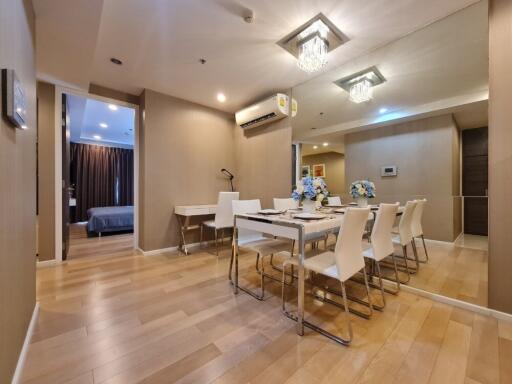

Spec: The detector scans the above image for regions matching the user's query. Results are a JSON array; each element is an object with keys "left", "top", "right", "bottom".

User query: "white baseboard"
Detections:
[
  {"left": 139, "top": 238, "right": 232, "bottom": 257},
  {"left": 36, "top": 259, "right": 59, "bottom": 268},
  {"left": 398, "top": 284, "right": 512, "bottom": 322},
  {"left": 11, "top": 302, "right": 39, "bottom": 384},
  {"left": 422, "top": 238, "right": 455, "bottom": 247}
]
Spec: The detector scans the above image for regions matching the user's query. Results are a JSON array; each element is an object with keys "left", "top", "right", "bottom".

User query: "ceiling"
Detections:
[
  {"left": 33, "top": 0, "right": 481, "bottom": 113},
  {"left": 301, "top": 143, "right": 344, "bottom": 157},
  {"left": 291, "top": 0, "right": 488, "bottom": 142},
  {"left": 67, "top": 94, "right": 135, "bottom": 147}
]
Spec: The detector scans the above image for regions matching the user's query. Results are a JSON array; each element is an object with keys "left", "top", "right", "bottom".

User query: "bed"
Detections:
[{"left": 87, "top": 206, "right": 134, "bottom": 235}]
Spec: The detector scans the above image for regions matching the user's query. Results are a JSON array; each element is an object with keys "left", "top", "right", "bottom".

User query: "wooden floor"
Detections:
[
  {"left": 22, "top": 233, "right": 510, "bottom": 384},
  {"left": 404, "top": 239, "right": 488, "bottom": 307}
]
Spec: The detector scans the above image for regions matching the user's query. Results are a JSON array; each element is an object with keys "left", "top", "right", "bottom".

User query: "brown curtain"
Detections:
[{"left": 71, "top": 143, "right": 134, "bottom": 221}]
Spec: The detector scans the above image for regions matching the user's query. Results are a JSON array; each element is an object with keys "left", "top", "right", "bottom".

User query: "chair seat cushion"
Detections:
[
  {"left": 240, "top": 238, "right": 292, "bottom": 256},
  {"left": 362, "top": 241, "right": 376, "bottom": 260},
  {"left": 392, "top": 233, "right": 403, "bottom": 245},
  {"left": 285, "top": 251, "right": 339, "bottom": 280},
  {"left": 203, "top": 220, "right": 233, "bottom": 230}
]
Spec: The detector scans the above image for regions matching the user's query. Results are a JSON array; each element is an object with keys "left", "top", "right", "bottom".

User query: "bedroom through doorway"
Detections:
[{"left": 61, "top": 92, "right": 137, "bottom": 260}]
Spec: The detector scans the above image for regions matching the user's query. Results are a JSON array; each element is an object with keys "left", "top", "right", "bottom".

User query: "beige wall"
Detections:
[
  {"left": 234, "top": 117, "right": 292, "bottom": 208},
  {"left": 489, "top": 0, "right": 512, "bottom": 314},
  {"left": 36, "top": 82, "right": 55, "bottom": 261},
  {"left": 302, "top": 152, "right": 345, "bottom": 196},
  {"left": 0, "top": 0, "right": 37, "bottom": 382},
  {"left": 89, "top": 83, "right": 140, "bottom": 105},
  {"left": 139, "top": 89, "right": 236, "bottom": 251},
  {"left": 344, "top": 114, "right": 461, "bottom": 242}
]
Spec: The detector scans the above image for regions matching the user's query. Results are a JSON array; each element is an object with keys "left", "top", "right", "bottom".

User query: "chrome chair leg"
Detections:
[
  {"left": 215, "top": 229, "right": 219, "bottom": 257},
  {"left": 411, "top": 240, "right": 420, "bottom": 268},
  {"left": 200, "top": 224, "right": 204, "bottom": 249},
  {"left": 375, "top": 261, "right": 386, "bottom": 309},
  {"left": 281, "top": 263, "right": 353, "bottom": 346},
  {"left": 421, "top": 235, "right": 429, "bottom": 261}
]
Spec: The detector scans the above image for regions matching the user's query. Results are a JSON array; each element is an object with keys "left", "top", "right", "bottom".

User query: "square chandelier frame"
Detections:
[
  {"left": 277, "top": 13, "right": 348, "bottom": 58},
  {"left": 334, "top": 66, "right": 387, "bottom": 92}
]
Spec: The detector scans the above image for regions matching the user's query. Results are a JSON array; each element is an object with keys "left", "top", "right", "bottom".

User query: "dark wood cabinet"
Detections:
[{"left": 462, "top": 127, "right": 488, "bottom": 236}]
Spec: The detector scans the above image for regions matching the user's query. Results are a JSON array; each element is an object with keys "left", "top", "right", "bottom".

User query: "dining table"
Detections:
[{"left": 231, "top": 205, "right": 403, "bottom": 338}]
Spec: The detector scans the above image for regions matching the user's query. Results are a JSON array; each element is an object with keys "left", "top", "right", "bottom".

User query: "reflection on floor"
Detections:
[
  {"left": 68, "top": 222, "right": 134, "bottom": 260},
  {"left": 455, "top": 233, "right": 488, "bottom": 251},
  {"left": 404, "top": 239, "right": 488, "bottom": 307},
  {"left": 23, "top": 239, "right": 510, "bottom": 384}
]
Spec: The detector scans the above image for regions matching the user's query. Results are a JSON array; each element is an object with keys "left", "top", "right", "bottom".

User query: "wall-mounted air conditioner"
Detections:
[{"left": 235, "top": 93, "right": 297, "bottom": 129}]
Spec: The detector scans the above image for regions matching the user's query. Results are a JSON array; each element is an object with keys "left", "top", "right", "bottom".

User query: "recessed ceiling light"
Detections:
[
  {"left": 93, "top": 135, "right": 102, "bottom": 140},
  {"left": 379, "top": 107, "right": 388, "bottom": 114},
  {"left": 313, "top": 145, "right": 318, "bottom": 149},
  {"left": 311, "top": 127, "right": 317, "bottom": 130},
  {"left": 108, "top": 104, "right": 118, "bottom": 111},
  {"left": 217, "top": 93, "right": 226, "bottom": 103},
  {"left": 99, "top": 122, "right": 108, "bottom": 128},
  {"left": 110, "top": 57, "right": 123, "bottom": 65},
  {"left": 323, "top": 142, "right": 329, "bottom": 147}
]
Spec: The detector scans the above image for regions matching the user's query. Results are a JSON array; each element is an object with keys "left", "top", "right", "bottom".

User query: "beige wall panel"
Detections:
[
  {"left": 344, "top": 114, "right": 461, "bottom": 242},
  {"left": 234, "top": 117, "right": 292, "bottom": 208},
  {"left": 0, "top": 0, "right": 37, "bottom": 381},
  {"left": 36, "top": 81, "right": 55, "bottom": 261},
  {"left": 139, "top": 90, "right": 236, "bottom": 251},
  {"left": 488, "top": 0, "right": 512, "bottom": 314}
]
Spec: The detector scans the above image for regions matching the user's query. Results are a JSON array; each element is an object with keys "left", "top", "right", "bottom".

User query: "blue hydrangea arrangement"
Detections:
[
  {"left": 292, "top": 176, "right": 329, "bottom": 202},
  {"left": 350, "top": 180, "right": 376, "bottom": 198}
]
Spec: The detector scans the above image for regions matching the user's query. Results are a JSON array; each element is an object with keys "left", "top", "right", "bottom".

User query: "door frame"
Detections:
[{"left": 53, "top": 86, "right": 140, "bottom": 262}]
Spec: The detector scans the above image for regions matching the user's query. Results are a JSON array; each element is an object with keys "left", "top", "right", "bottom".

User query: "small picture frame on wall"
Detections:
[
  {"left": 2, "top": 69, "right": 27, "bottom": 129},
  {"left": 301, "top": 165, "right": 311, "bottom": 177},
  {"left": 313, "top": 164, "right": 326, "bottom": 178}
]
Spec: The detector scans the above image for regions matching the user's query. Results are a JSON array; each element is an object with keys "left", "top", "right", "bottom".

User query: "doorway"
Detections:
[{"left": 56, "top": 88, "right": 139, "bottom": 261}]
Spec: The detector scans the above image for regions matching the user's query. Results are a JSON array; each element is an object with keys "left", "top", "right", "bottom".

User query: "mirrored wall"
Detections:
[{"left": 290, "top": 0, "right": 489, "bottom": 307}]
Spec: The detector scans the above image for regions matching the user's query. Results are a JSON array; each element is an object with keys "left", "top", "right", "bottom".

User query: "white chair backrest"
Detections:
[
  {"left": 232, "top": 199, "right": 265, "bottom": 244},
  {"left": 397, "top": 201, "right": 417, "bottom": 245},
  {"left": 411, "top": 199, "right": 426, "bottom": 237},
  {"left": 327, "top": 196, "right": 342, "bottom": 206},
  {"left": 333, "top": 207, "right": 371, "bottom": 282},
  {"left": 214, "top": 192, "right": 239, "bottom": 228},
  {"left": 371, "top": 203, "right": 399, "bottom": 261},
  {"left": 273, "top": 198, "right": 299, "bottom": 211}
]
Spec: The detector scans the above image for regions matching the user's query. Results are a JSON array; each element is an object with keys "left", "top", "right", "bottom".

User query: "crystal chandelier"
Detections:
[
  {"left": 297, "top": 20, "right": 329, "bottom": 73},
  {"left": 349, "top": 79, "right": 373, "bottom": 103}
]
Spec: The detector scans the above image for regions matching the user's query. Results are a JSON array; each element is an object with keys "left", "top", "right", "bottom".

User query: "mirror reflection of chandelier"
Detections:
[{"left": 349, "top": 78, "right": 373, "bottom": 103}]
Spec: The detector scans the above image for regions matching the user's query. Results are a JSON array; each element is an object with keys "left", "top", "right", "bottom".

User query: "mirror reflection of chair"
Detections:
[
  {"left": 281, "top": 207, "right": 372, "bottom": 346},
  {"left": 362, "top": 203, "right": 400, "bottom": 309},
  {"left": 411, "top": 198, "right": 428, "bottom": 262},
  {"left": 382, "top": 200, "right": 418, "bottom": 283},
  {"left": 231, "top": 199, "right": 293, "bottom": 300},
  {"left": 273, "top": 198, "right": 299, "bottom": 211},
  {"left": 201, "top": 191, "right": 239, "bottom": 256}
]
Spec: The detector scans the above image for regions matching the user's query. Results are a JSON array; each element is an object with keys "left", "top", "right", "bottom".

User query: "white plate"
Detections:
[
  {"left": 334, "top": 208, "right": 346, "bottom": 213},
  {"left": 293, "top": 213, "right": 327, "bottom": 220},
  {"left": 258, "top": 209, "right": 284, "bottom": 215}
]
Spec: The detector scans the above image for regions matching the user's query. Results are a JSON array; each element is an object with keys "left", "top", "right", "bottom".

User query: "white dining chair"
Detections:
[
  {"left": 231, "top": 199, "right": 293, "bottom": 300},
  {"left": 411, "top": 198, "right": 428, "bottom": 262},
  {"left": 273, "top": 198, "right": 299, "bottom": 211},
  {"left": 327, "top": 196, "right": 342, "bottom": 206},
  {"left": 387, "top": 200, "right": 418, "bottom": 282},
  {"left": 201, "top": 191, "right": 239, "bottom": 256},
  {"left": 362, "top": 203, "right": 400, "bottom": 308},
  {"left": 281, "top": 207, "right": 372, "bottom": 346}
]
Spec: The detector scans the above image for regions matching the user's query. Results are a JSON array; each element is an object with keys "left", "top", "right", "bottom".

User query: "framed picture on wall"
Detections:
[
  {"left": 312, "top": 164, "right": 326, "bottom": 178},
  {"left": 1, "top": 69, "right": 27, "bottom": 129},
  {"left": 301, "top": 165, "right": 310, "bottom": 178}
]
